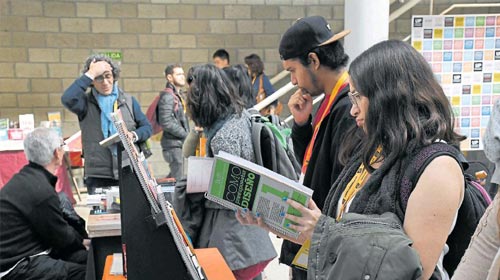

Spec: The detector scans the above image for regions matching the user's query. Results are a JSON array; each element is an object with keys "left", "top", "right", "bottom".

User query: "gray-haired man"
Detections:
[{"left": 0, "top": 128, "right": 87, "bottom": 280}]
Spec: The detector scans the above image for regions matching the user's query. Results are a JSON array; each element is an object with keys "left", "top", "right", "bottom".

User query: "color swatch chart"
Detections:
[{"left": 411, "top": 14, "right": 500, "bottom": 150}]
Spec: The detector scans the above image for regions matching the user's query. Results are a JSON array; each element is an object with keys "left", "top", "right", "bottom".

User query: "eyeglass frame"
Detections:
[
  {"left": 348, "top": 90, "right": 362, "bottom": 107},
  {"left": 94, "top": 73, "right": 114, "bottom": 83}
]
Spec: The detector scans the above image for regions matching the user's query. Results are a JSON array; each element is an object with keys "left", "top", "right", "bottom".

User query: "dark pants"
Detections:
[
  {"left": 84, "top": 177, "right": 119, "bottom": 195},
  {"left": 4, "top": 250, "right": 87, "bottom": 280},
  {"left": 162, "top": 147, "right": 184, "bottom": 180}
]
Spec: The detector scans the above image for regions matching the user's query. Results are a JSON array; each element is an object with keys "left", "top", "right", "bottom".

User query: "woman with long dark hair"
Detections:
[
  {"left": 185, "top": 64, "right": 276, "bottom": 280},
  {"left": 238, "top": 40, "right": 466, "bottom": 280}
]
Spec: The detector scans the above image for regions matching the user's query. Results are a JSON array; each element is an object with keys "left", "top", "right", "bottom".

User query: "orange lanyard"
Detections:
[
  {"left": 300, "top": 71, "right": 349, "bottom": 176},
  {"left": 336, "top": 146, "right": 382, "bottom": 221}
]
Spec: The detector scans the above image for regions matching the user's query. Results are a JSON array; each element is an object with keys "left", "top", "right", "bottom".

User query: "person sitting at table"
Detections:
[{"left": 0, "top": 127, "right": 88, "bottom": 280}]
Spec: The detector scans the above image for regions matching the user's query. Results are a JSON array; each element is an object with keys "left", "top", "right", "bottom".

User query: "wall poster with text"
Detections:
[{"left": 412, "top": 14, "right": 500, "bottom": 150}]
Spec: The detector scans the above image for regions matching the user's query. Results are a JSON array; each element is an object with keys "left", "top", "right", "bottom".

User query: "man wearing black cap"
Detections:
[{"left": 278, "top": 16, "right": 356, "bottom": 279}]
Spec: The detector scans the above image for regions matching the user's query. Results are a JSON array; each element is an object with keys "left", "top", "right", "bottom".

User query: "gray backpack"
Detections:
[
  {"left": 308, "top": 212, "right": 423, "bottom": 280},
  {"left": 248, "top": 108, "right": 301, "bottom": 181}
]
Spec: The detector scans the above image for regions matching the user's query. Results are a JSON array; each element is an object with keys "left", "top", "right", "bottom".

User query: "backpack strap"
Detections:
[
  {"left": 399, "top": 142, "right": 464, "bottom": 213},
  {"left": 161, "top": 87, "right": 180, "bottom": 112}
]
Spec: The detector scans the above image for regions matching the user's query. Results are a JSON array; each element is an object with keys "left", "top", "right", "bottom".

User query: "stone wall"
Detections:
[{"left": 1, "top": 0, "right": 499, "bottom": 176}]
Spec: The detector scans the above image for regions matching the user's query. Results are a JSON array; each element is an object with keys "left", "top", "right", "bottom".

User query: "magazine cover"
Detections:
[{"left": 206, "top": 151, "right": 313, "bottom": 239}]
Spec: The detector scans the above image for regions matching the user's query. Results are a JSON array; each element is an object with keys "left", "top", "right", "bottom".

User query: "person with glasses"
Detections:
[
  {"left": 239, "top": 40, "right": 466, "bottom": 280},
  {"left": 62, "top": 54, "right": 152, "bottom": 194},
  {"left": 0, "top": 127, "right": 88, "bottom": 280},
  {"left": 273, "top": 16, "right": 357, "bottom": 279},
  {"left": 157, "top": 64, "right": 189, "bottom": 181}
]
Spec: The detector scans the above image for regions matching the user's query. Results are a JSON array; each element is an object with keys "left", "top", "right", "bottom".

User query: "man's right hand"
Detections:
[
  {"left": 86, "top": 60, "right": 112, "bottom": 79},
  {"left": 288, "top": 89, "right": 313, "bottom": 126}
]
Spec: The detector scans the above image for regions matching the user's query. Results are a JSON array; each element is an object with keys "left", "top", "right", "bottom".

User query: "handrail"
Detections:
[
  {"left": 439, "top": 3, "right": 500, "bottom": 15},
  {"left": 389, "top": 0, "right": 422, "bottom": 23},
  {"left": 253, "top": 82, "right": 296, "bottom": 111},
  {"left": 269, "top": 70, "right": 289, "bottom": 85}
]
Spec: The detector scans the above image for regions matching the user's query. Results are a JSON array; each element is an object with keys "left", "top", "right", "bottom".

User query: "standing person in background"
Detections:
[
  {"left": 276, "top": 16, "right": 356, "bottom": 279},
  {"left": 223, "top": 64, "right": 257, "bottom": 109},
  {"left": 186, "top": 64, "right": 276, "bottom": 280},
  {"left": 452, "top": 99, "right": 500, "bottom": 279},
  {"left": 62, "top": 54, "right": 152, "bottom": 194},
  {"left": 213, "top": 49, "right": 230, "bottom": 69},
  {"left": 0, "top": 128, "right": 87, "bottom": 280},
  {"left": 159, "top": 64, "right": 190, "bottom": 180},
  {"left": 244, "top": 54, "right": 279, "bottom": 115}
]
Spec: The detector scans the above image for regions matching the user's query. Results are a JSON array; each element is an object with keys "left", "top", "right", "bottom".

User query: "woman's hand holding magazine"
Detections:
[{"left": 235, "top": 198, "right": 322, "bottom": 245}]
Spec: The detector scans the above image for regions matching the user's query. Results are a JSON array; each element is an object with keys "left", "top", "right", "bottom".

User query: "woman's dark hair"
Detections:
[
  {"left": 223, "top": 64, "right": 256, "bottom": 108},
  {"left": 296, "top": 41, "right": 349, "bottom": 71},
  {"left": 244, "top": 53, "right": 264, "bottom": 77},
  {"left": 82, "top": 54, "right": 120, "bottom": 79},
  {"left": 186, "top": 64, "right": 244, "bottom": 128},
  {"left": 344, "top": 40, "right": 465, "bottom": 172}
]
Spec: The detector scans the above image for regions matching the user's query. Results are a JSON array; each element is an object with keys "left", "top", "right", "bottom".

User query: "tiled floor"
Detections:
[{"left": 74, "top": 193, "right": 289, "bottom": 280}]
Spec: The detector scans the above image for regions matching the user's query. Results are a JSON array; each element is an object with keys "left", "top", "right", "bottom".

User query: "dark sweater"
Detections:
[
  {"left": 0, "top": 162, "right": 84, "bottom": 272},
  {"left": 280, "top": 86, "right": 356, "bottom": 267}
]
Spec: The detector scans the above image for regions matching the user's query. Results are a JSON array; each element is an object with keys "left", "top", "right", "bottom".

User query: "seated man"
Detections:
[{"left": 0, "top": 127, "right": 87, "bottom": 280}]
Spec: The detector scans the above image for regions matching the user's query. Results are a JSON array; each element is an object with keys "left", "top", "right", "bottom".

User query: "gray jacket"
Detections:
[
  {"left": 186, "top": 111, "right": 277, "bottom": 270},
  {"left": 308, "top": 212, "right": 422, "bottom": 280},
  {"left": 158, "top": 85, "right": 189, "bottom": 149},
  {"left": 484, "top": 100, "right": 500, "bottom": 185}
]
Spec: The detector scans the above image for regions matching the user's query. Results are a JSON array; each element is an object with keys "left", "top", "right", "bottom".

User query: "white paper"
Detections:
[{"left": 186, "top": 157, "right": 214, "bottom": 193}]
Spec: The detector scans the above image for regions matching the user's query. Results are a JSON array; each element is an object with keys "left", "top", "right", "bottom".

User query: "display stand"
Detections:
[{"left": 118, "top": 148, "right": 192, "bottom": 280}]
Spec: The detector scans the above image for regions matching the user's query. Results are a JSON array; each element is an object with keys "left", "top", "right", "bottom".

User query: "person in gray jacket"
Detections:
[
  {"left": 62, "top": 55, "right": 152, "bottom": 194},
  {"left": 186, "top": 64, "right": 276, "bottom": 280},
  {"left": 159, "top": 64, "right": 189, "bottom": 180}
]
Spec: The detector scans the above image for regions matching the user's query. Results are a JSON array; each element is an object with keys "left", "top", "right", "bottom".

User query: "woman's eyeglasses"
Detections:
[
  {"left": 348, "top": 91, "right": 362, "bottom": 107},
  {"left": 94, "top": 73, "right": 113, "bottom": 83}
]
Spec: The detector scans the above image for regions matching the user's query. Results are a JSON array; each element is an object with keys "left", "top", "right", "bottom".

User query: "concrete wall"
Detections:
[{"left": 1, "top": 0, "right": 499, "bottom": 176}]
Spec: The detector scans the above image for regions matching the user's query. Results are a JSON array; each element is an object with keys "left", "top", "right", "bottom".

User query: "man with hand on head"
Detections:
[
  {"left": 278, "top": 16, "right": 356, "bottom": 279},
  {"left": 0, "top": 128, "right": 87, "bottom": 280},
  {"left": 62, "top": 54, "right": 152, "bottom": 194}
]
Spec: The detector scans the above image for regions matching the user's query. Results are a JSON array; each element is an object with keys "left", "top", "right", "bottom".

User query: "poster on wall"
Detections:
[{"left": 411, "top": 14, "right": 500, "bottom": 151}]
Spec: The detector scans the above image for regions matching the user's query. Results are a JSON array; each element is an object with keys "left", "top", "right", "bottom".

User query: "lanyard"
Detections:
[
  {"left": 336, "top": 146, "right": 383, "bottom": 221},
  {"left": 300, "top": 71, "right": 349, "bottom": 179}
]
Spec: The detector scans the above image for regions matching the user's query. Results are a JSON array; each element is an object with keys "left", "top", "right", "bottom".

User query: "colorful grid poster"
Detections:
[{"left": 411, "top": 14, "right": 500, "bottom": 150}]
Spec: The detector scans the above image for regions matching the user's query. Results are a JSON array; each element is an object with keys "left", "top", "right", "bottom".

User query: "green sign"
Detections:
[{"left": 98, "top": 51, "right": 122, "bottom": 60}]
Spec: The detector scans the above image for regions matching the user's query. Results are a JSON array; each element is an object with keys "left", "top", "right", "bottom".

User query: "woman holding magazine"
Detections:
[
  {"left": 237, "top": 40, "right": 465, "bottom": 280},
  {"left": 184, "top": 64, "right": 276, "bottom": 280}
]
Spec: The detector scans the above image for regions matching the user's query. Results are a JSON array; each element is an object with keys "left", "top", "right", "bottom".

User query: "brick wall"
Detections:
[
  {"left": 0, "top": 0, "right": 344, "bottom": 176},
  {"left": 1, "top": 0, "right": 499, "bottom": 176}
]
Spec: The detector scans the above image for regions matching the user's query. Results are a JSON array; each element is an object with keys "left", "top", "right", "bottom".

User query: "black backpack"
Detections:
[
  {"left": 247, "top": 108, "right": 301, "bottom": 181},
  {"left": 400, "top": 142, "right": 492, "bottom": 276}
]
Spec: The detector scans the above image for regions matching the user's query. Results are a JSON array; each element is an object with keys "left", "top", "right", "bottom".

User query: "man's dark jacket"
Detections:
[{"left": 0, "top": 162, "right": 85, "bottom": 272}]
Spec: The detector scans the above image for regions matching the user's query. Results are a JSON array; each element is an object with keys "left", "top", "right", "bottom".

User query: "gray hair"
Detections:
[{"left": 23, "top": 127, "right": 61, "bottom": 166}]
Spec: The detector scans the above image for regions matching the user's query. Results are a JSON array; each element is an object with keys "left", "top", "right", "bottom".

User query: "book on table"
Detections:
[{"left": 205, "top": 151, "right": 313, "bottom": 240}]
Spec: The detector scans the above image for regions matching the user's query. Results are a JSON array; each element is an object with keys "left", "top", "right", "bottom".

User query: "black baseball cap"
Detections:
[{"left": 279, "top": 16, "right": 350, "bottom": 60}]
